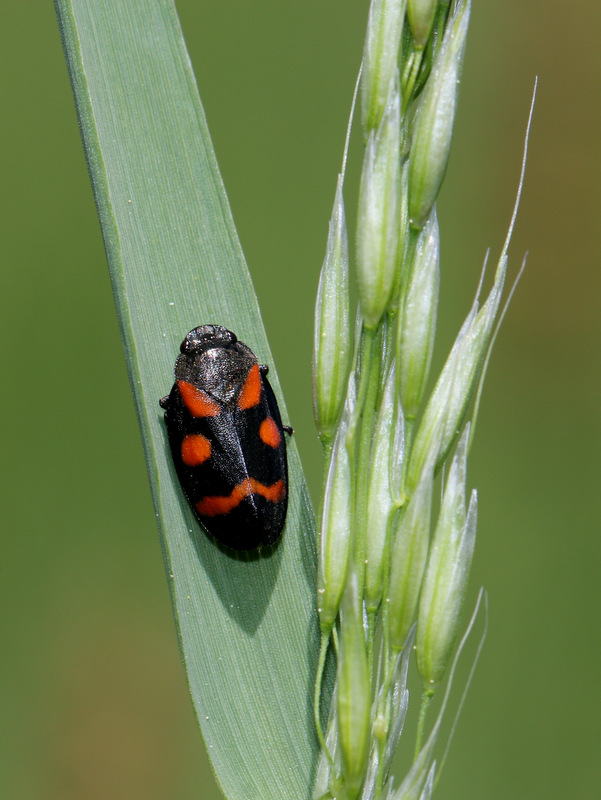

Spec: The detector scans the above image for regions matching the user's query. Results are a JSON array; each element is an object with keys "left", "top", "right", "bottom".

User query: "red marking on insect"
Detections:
[
  {"left": 178, "top": 380, "right": 221, "bottom": 417},
  {"left": 195, "top": 478, "right": 285, "bottom": 517},
  {"left": 181, "top": 433, "right": 212, "bottom": 466},
  {"left": 237, "top": 363, "right": 262, "bottom": 410},
  {"left": 259, "top": 417, "right": 281, "bottom": 448}
]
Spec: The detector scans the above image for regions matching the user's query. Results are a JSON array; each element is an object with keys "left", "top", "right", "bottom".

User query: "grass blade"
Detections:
[{"left": 55, "top": 2, "right": 320, "bottom": 798}]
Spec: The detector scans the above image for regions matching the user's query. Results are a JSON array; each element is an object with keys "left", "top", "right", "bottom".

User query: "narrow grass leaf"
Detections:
[{"left": 55, "top": 2, "right": 319, "bottom": 799}]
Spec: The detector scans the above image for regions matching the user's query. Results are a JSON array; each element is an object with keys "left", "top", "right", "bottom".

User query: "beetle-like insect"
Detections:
[{"left": 160, "top": 325, "right": 289, "bottom": 550}]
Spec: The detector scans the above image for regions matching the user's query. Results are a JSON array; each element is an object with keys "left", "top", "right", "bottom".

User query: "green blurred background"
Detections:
[{"left": 1, "top": 2, "right": 599, "bottom": 798}]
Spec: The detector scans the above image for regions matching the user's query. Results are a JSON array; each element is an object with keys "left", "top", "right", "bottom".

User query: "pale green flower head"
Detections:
[
  {"left": 365, "top": 363, "right": 401, "bottom": 612},
  {"left": 361, "top": 0, "right": 407, "bottom": 132},
  {"left": 357, "top": 79, "right": 402, "bottom": 329},
  {"left": 416, "top": 427, "right": 477, "bottom": 692},
  {"left": 406, "top": 254, "right": 507, "bottom": 491},
  {"left": 388, "top": 470, "right": 434, "bottom": 652},
  {"left": 338, "top": 572, "right": 371, "bottom": 800},
  {"left": 308, "top": 0, "right": 529, "bottom": 794},
  {"left": 397, "top": 206, "right": 440, "bottom": 419},
  {"left": 408, "top": 0, "right": 471, "bottom": 229},
  {"left": 317, "top": 388, "right": 354, "bottom": 631},
  {"left": 387, "top": 160, "right": 410, "bottom": 316},
  {"left": 313, "top": 174, "right": 352, "bottom": 443},
  {"left": 407, "top": 0, "right": 439, "bottom": 48}
]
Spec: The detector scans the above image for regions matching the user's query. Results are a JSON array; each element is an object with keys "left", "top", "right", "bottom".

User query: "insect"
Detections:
[{"left": 160, "top": 324, "right": 290, "bottom": 550}]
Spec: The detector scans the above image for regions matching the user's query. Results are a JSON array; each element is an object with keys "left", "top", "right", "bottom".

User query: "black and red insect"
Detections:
[{"left": 160, "top": 324, "right": 290, "bottom": 550}]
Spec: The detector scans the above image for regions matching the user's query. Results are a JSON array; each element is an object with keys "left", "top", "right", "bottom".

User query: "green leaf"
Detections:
[{"left": 55, "top": 2, "right": 320, "bottom": 799}]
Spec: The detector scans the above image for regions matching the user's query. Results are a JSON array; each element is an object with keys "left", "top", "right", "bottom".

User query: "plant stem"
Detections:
[
  {"left": 414, "top": 689, "right": 434, "bottom": 758},
  {"left": 314, "top": 629, "right": 335, "bottom": 765}
]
